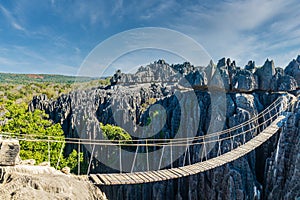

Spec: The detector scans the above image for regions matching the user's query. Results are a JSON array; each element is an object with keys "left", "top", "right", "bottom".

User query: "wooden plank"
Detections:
[
  {"left": 200, "top": 163, "right": 212, "bottom": 171},
  {"left": 253, "top": 137, "right": 266, "bottom": 143},
  {"left": 146, "top": 171, "right": 161, "bottom": 182},
  {"left": 186, "top": 167, "right": 200, "bottom": 174},
  {"left": 179, "top": 167, "right": 194, "bottom": 176},
  {"left": 217, "top": 156, "right": 230, "bottom": 163},
  {"left": 193, "top": 163, "right": 207, "bottom": 172},
  {"left": 97, "top": 174, "right": 112, "bottom": 185},
  {"left": 89, "top": 174, "right": 104, "bottom": 185},
  {"left": 166, "top": 169, "right": 179, "bottom": 177},
  {"left": 242, "top": 145, "right": 255, "bottom": 151},
  {"left": 173, "top": 168, "right": 190, "bottom": 176},
  {"left": 163, "top": 169, "right": 175, "bottom": 179},
  {"left": 135, "top": 172, "right": 151, "bottom": 183},
  {"left": 205, "top": 160, "right": 218, "bottom": 169},
  {"left": 155, "top": 170, "right": 171, "bottom": 180},
  {"left": 168, "top": 168, "right": 184, "bottom": 178},
  {"left": 186, "top": 165, "right": 201, "bottom": 173},
  {"left": 188, "top": 165, "right": 201, "bottom": 174},
  {"left": 122, "top": 173, "right": 139, "bottom": 184},
  {"left": 209, "top": 159, "right": 224, "bottom": 166},
  {"left": 128, "top": 173, "right": 143, "bottom": 184},
  {"left": 113, "top": 173, "right": 132, "bottom": 184},
  {"left": 192, "top": 163, "right": 207, "bottom": 170},
  {"left": 238, "top": 146, "right": 251, "bottom": 152},
  {"left": 106, "top": 174, "right": 121, "bottom": 185},
  {"left": 178, "top": 167, "right": 193, "bottom": 176},
  {"left": 151, "top": 171, "right": 166, "bottom": 180},
  {"left": 151, "top": 170, "right": 167, "bottom": 180}
]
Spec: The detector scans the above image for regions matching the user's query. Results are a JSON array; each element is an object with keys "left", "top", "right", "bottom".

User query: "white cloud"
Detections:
[
  {"left": 0, "top": 4, "right": 26, "bottom": 31},
  {"left": 169, "top": 0, "right": 300, "bottom": 67},
  {"left": 112, "top": 0, "right": 123, "bottom": 15}
]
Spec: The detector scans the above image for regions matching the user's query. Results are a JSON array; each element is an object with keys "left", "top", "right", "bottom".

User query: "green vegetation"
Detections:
[
  {"left": 0, "top": 72, "right": 108, "bottom": 84},
  {"left": 100, "top": 123, "right": 132, "bottom": 141},
  {"left": 0, "top": 101, "right": 82, "bottom": 172},
  {"left": 0, "top": 75, "right": 111, "bottom": 102}
]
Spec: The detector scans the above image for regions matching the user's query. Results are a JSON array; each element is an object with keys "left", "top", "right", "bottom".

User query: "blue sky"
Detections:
[{"left": 0, "top": 0, "right": 299, "bottom": 76}]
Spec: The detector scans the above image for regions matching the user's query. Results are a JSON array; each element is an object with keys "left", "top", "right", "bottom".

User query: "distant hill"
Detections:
[{"left": 0, "top": 73, "right": 103, "bottom": 84}]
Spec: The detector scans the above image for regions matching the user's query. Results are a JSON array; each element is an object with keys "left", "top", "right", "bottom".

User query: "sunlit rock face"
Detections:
[
  {"left": 284, "top": 55, "right": 300, "bottom": 86},
  {"left": 29, "top": 56, "right": 300, "bottom": 200},
  {"left": 254, "top": 59, "right": 276, "bottom": 91}
]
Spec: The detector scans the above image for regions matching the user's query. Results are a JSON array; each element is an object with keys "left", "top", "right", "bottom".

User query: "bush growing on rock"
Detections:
[{"left": 100, "top": 122, "right": 132, "bottom": 141}]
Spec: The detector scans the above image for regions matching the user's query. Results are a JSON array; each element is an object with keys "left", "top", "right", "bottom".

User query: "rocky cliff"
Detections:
[
  {"left": 28, "top": 56, "right": 300, "bottom": 199},
  {"left": 0, "top": 138, "right": 107, "bottom": 200}
]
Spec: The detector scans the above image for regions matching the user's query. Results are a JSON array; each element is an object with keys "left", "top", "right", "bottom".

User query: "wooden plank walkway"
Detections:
[{"left": 89, "top": 115, "right": 285, "bottom": 185}]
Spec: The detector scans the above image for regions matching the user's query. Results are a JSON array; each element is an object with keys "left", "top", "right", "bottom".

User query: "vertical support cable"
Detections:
[
  {"left": 56, "top": 142, "right": 65, "bottom": 169},
  {"left": 242, "top": 126, "right": 246, "bottom": 145},
  {"left": 170, "top": 140, "right": 173, "bottom": 168},
  {"left": 48, "top": 136, "right": 50, "bottom": 164},
  {"left": 230, "top": 132, "right": 233, "bottom": 150},
  {"left": 183, "top": 138, "right": 188, "bottom": 167},
  {"left": 87, "top": 144, "right": 95, "bottom": 175},
  {"left": 267, "top": 106, "right": 272, "bottom": 125},
  {"left": 146, "top": 140, "right": 149, "bottom": 171},
  {"left": 200, "top": 139, "right": 204, "bottom": 162},
  {"left": 131, "top": 145, "right": 139, "bottom": 173},
  {"left": 78, "top": 139, "right": 81, "bottom": 175},
  {"left": 187, "top": 144, "right": 191, "bottom": 165},
  {"left": 158, "top": 145, "right": 165, "bottom": 170},
  {"left": 217, "top": 140, "right": 221, "bottom": 156},
  {"left": 119, "top": 141, "right": 122, "bottom": 173},
  {"left": 204, "top": 140, "right": 207, "bottom": 161},
  {"left": 262, "top": 111, "right": 267, "bottom": 131}
]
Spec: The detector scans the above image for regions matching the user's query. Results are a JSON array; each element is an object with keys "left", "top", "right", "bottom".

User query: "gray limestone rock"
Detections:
[
  {"left": 284, "top": 55, "right": 300, "bottom": 86},
  {"left": 0, "top": 138, "right": 20, "bottom": 166},
  {"left": 255, "top": 59, "right": 276, "bottom": 91},
  {"left": 264, "top": 99, "right": 300, "bottom": 199},
  {"left": 232, "top": 69, "right": 258, "bottom": 92},
  {"left": 209, "top": 67, "right": 230, "bottom": 91},
  {"left": 245, "top": 60, "right": 256, "bottom": 73}
]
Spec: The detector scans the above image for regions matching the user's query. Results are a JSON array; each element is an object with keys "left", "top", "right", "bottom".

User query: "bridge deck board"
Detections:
[
  {"left": 167, "top": 169, "right": 183, "bottom": 178},
  {"left": 90, "top": 174, "right": 104, "bottom": 185},
  {"left": 97, "top": 174, "right": 112, "bottom": 185},
  {"left": 151, "top": 171, "right": 167, "bottom": 180},
  {"left": 155, "top": 170, "right": 170, "bottom": 180},
  {"left": 146, "top": 171, "right": 161, "bottom": 182}
]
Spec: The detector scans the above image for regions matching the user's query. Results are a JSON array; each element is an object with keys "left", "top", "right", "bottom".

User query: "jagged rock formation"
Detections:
[
  {"left": 264, "top": 100, "right": 300, "bottom": 199},
  {"left": 285, "top": 55, "right": 300, "bottom": 85},
  {"left": 28, "top": 56, "right": 300, "bottom": 199}
]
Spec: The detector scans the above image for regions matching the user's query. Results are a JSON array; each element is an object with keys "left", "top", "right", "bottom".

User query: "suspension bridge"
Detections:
[{"left": 0, "top": 94, "right": 297, "bottom": 186}]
